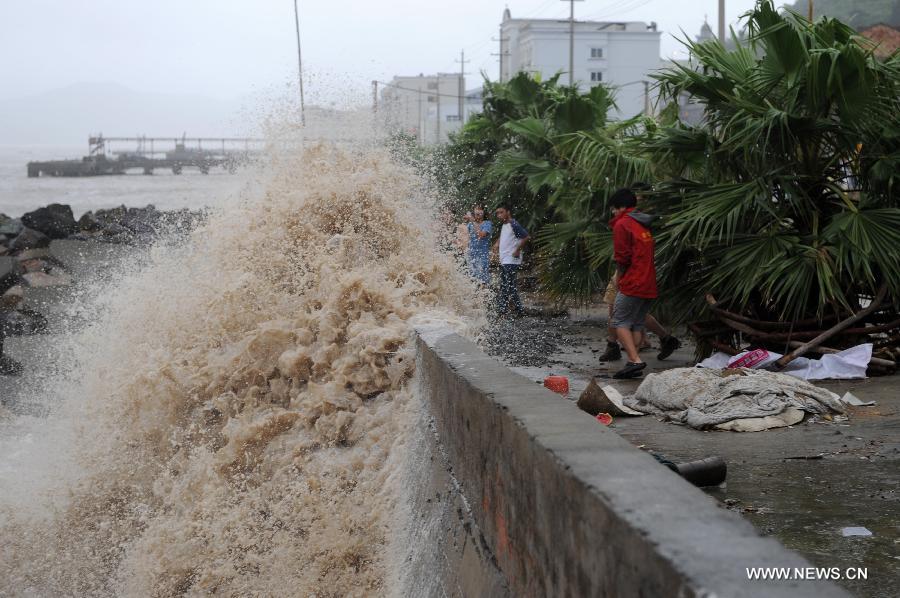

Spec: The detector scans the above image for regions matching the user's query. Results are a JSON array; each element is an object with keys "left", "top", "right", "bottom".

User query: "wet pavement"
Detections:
[{"left": 485, "top": 305, "right": 898, "bottom": 598}]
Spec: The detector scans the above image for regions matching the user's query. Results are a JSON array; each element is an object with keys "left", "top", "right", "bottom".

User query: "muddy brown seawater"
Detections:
[{"left": 0, "top": 142, "right": 481, "bottom": 596}]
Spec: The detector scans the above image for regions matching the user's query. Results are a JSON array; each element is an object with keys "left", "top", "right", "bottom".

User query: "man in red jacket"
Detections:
[{"left": 608, "top": 188, "right": 657, "bottom": 379}]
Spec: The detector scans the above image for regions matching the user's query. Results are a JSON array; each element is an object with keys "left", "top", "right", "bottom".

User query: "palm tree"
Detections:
[{"left": 647, "top": 0, "right": 900, "bottom": 361}]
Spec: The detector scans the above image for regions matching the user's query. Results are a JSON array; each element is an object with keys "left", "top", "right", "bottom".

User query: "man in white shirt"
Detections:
[{"left": 493, "top": 204, "right": 530, "bottom": 317}]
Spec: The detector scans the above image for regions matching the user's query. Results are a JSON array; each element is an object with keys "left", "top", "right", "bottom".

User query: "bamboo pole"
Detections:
[{"left": 775, "top": 285, "right": 888, "bottom": 368}]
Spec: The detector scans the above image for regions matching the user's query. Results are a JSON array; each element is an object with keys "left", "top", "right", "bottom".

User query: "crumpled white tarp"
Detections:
[
  {"left": 622, "top": 367, "right": 844, "bottom": 430},
  {"left": 697, "top": 344, "right": 872, "bottom": 380}
]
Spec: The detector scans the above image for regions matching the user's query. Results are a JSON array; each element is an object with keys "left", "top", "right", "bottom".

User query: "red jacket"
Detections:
[{"left": 610, "top": 208, "right": 657, "bottom": 299}]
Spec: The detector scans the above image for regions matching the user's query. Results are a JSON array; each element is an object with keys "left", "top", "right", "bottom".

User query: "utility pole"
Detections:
[
  {"left": 371, "top": 80, "right": 379, "bottom": 137},
  {"left": 568, "top": 0, "right": 575, "bottom": 86},
  {"left": 808, "top": 0, "right": 814, "bottom": 21},
  {"left": 492, "top": 27, "right": 510, "bottom": 81},
  {"left": 436, "top": 75, "right": 442, "bottom": 144},
  {"left": 455, "top": 49, "right": 470, "bottom": 124},
  {"left": 417, "top": 87, "right": 423, "bottom": 144},
  {"left": 718, "top": 0, "right": 725, "bottom": 44},
  {"left": 372, "top": 80, "right": 378, "bottom": 115},
  {"left": 562, "top": 0, "right": 584, "bottom": 87},
  {"left": 292, "top": 0, "right": 306, "bottom": 126}
]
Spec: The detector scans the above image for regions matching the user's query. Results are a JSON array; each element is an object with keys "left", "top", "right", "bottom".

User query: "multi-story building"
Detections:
[
  {"left": 499, "top": 7, "right": 661, "bottom": 119},
  {"left": 380, "top": 73, "right": 467, "bottom": 144}
]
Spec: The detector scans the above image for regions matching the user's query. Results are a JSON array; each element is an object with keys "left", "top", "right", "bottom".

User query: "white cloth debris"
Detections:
[
  {"left": 840, "top": 391, "right": 876, "bottom": 407},
  {"left": 841, "top": 527, "right": 873, "bottom": 537},
  {"left": 599, "top": 385, "right": 645, "bottom": 416},
  {"left": 714, "top": 407, "right": 805, "bottom": 432},
  {"left": 623, "top": 368, "right": 845, "bottom": 431},
  {"left": 697, "top": 344, "right": 872, "bottom": 380}
]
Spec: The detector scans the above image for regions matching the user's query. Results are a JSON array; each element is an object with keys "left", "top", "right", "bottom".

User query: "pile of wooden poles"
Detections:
[{"left": 689, "top": 285, "right": 898, "bottom": 375}]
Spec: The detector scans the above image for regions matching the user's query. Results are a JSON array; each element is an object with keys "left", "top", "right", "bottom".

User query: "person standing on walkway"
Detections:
[
  {"left": 596, "top": 276, "right": 680, "bottom": 361},
  {"left": 465, "top": 206, "right": 492, "bottom": 285},
  {"left": 597, "top": 182, "right": 680, "bottom": 363},
  {"left": 608, "top": 188, "right": 658, "bottom": 379},
  {"left": 493, "top": 204, "right": 529, "bottom": 317}
]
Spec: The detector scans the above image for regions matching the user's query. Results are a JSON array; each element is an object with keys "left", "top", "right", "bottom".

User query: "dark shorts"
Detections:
[{"left": 611, "top": 292, "right": 652, "bottom": 331}]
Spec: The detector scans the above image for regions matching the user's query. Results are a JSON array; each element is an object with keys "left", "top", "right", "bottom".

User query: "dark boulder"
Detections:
[
  {"left": 77, "top": 211, "right": 104, "bottom": 232},
  {"left": 21, "top": 204, "right": 77, "bottom": 239},
  {"left": 1, "top": 308, "right": 48, "bottom": 335},
  {"left": 121, "top": 205, "right": 162, "bottom": 236},
  {"left": 0, "top": 218, "right": 23, "bottom": 237},
  {"left": 0, "top": 352, "right": 24, "bottom": 376},
  {"left": 9, "top": 228, "right": 51, "bottom": 252},
  {"left": 15, "top": 248, "right": 50, "bottom": 261},
  {"left": 99, "top": 222, "right": 134, "bottom": 244},
  {"left": 0, "top": 256, "right": 23, "bottom": 294},
  {"left": 93, "top": 205, "right": 127, "bottom": 226}
]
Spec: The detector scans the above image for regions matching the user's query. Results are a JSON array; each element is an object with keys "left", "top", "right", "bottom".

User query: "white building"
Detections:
[
  {"left": 380, "top": 73, "right": 467, "bottom": 144},
  {"left": 464, "top": 86, "right": 485, "bottom": 121},
  {"left": 499, "top": 8, "right": 661, "bottom": 119}
]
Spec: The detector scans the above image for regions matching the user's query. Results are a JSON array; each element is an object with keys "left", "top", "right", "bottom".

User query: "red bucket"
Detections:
[{"left": 543, "top": 375, "right": 569, "bottom": 395}]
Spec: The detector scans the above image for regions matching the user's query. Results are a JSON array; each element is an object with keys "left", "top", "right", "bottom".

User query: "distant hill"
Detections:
[
  {"left": 0, "top": 82, "right": 254, "bottom": 146},
  {"left": 784, "top": 0, "right": 900, "bottom": 28}
]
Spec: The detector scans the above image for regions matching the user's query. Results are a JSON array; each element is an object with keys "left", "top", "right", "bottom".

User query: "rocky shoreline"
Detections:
[{"left": 0, "top": 203, "right": 203, "bottom": 375}]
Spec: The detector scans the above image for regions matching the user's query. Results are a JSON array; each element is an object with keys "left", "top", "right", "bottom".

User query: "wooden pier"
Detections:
[{"left": 27, "top": 135, "right": 264, "bottom": 177}]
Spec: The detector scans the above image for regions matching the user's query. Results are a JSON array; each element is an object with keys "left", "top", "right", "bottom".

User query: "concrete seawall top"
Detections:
[{"left": 414, "top": 325, "right": 850, "bottom": 598}]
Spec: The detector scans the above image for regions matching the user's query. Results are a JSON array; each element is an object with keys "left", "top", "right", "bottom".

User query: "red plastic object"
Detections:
[
  {"left": 543, "top": 375, "right": 569, "bottom": 395},
  {"left": 728, "top": 348, "right": 770, "bottom": 369},
  {"left": 595, "top": 413, "right": 613, "bottom": 426}
]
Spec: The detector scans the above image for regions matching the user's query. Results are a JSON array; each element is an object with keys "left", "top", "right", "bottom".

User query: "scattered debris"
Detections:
[
  {"left": 698, "top": 344, "right": 874, "bottom": 380},
  {"left": 595, "top": 413, "right": 612, "bottom": 426},
  {"left": 623, "top": 368, "right": 844, "bottom": 431},
  {"left": 653, "top": 453, "right": 728, "bottom": 487},
  {"left": 841, "top": 526, "right": 873, "bottom": 537},
  {"left": 673, "top": 456, "right": 728, "bottom": 487},
  {"left": 841, "top": 391, "right": 876, "bottom": 407},
  {"left": 483, "top": 313, "right": 568, "bottom": 366},
  {"left": 543, "top": 375, "right": 569, "bottom": 395},
  {"left": 577, "top": 378, "right": 645, "bottom": 417}
]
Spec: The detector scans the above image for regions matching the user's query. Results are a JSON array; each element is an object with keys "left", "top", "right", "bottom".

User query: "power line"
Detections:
[
  {"left": 455, "top": 49, "right": 470, "bottom": 122},
  {"left": 378, "top": 80, "right": 468, "bottom": 100},
  {"left": 457, "top": 0, "right": 574, "bottom": 75},
  {"left": 580, "top": 0, "right": 651, "bottom": 21},
  {"left": 456, "top": 0, "right": 554, "bottom": 57}
]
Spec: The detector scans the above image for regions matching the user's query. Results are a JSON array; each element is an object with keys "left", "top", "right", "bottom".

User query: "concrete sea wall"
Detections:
[{"left": 408, "top": 326, "right": 849, "bottom": 598}]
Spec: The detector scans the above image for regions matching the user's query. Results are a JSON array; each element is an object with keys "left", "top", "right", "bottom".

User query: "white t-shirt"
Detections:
[{"left": 499, "top": 219, "right": 528, "bottom": 265}]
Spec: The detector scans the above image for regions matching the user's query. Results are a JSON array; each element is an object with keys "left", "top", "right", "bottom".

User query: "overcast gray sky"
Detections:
[{"left": 0, "top": 0, "right": 761, "bottom": 103}]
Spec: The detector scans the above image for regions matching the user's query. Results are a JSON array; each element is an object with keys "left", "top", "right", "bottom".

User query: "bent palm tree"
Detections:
[{"left": 650, "top": 0, "right": 900, "bottom": 365}]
